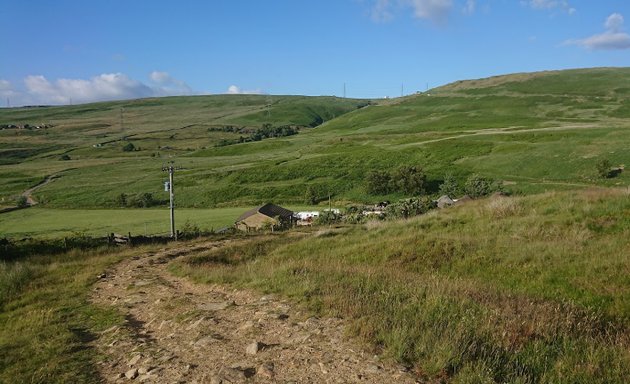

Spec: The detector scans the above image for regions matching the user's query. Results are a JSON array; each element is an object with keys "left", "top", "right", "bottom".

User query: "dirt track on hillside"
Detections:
[{"left": 91, "top": 241, "right": 420, "bottom": 383}]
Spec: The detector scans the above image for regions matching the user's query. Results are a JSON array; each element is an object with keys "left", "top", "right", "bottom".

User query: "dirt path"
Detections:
[
  {"left": 91, "top": 241, "right": 420, "bottom": 383},
  {"left": 21, "top": 174, "right": 58, "bottom": 205}
]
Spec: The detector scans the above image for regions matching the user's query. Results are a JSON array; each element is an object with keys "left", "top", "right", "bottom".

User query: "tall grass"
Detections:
[
  {"left": 0, "top": 261, "right": 34, "bottom": 305},
  {"left": 172, "top": 189, "right": 630, "bottom": 383},
  {"left": 0, "top": 244, "right": 144, "bottom": 383}
]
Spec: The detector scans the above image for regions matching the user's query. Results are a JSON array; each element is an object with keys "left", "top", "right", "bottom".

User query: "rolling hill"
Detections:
[{"left": 0, "top": 68, "right": 629, "bottom": 209}]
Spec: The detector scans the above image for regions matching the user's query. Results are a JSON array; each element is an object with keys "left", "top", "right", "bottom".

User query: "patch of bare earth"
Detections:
[{"left": 91, "top": 241, "right": 421, "bottom": 383}]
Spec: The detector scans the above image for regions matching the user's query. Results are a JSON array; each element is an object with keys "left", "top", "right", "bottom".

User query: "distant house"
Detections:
[{"left": 235, "top": 203, "right": 295, "bottom": 232}]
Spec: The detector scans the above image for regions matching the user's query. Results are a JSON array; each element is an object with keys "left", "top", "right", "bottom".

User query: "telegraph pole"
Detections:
[{"left": 162, "top": 162, "right": 177, "bottom": 239}]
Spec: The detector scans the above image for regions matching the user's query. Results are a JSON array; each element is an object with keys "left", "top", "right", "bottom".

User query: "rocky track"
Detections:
[{"left": 91, "top": 241, "right": 420, "bottom": 383}]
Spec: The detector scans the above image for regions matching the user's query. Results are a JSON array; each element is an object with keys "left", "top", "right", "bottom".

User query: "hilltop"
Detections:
[{"left": 0, "top": 68, "right": 629, "bottom": 210}]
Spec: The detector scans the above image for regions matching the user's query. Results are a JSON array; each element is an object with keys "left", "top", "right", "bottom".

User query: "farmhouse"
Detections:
[{"left": 235, "top": 203, "right": 295, "bottom": 231}]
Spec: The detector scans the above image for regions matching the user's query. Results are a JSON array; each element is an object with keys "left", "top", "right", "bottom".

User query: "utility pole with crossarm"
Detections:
[{"left": 162, "top": 162, "right": 178, "bottom": 239}]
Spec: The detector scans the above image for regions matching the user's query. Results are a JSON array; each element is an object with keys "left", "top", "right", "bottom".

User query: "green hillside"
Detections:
[
  {"left": 1, "top": 68, "right": 629, "bottom": 210},
  {"left": 174, "top": 188, "right": 630, "bottom": 383}
]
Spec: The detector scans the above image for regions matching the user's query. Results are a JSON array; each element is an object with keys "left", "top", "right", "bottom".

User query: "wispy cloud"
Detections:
[
  {"left": 566, "top": 13, "right": 630, "bottom": 50},
  {"left": 371, "top": 0, "right": 394, "bottom": 22},
  {"left": 462, "top": 0, "right": 475, "bottom": 15},
  {"left": 523, "top": 0, "right": 576, "bottom": 15},
  {"left": 368, "top": 0, "right": 459, "bottom": 24},
  {"left": 226, "top": 85, "right": 264, "bottom": 95},
  {"left": 3, "top": 72, "right": 195, "bottom": 107}
]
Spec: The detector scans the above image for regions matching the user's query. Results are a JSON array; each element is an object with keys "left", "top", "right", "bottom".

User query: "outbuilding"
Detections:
[{"left": 235, "top": 203, "right": 295, "bottom": 232}]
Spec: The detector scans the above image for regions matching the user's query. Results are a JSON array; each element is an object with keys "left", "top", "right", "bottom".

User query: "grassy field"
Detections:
[
  {"left": 1, "top": 68, "right": 629, "bottom": 212},
  {"left": 0, "top": 205, "right": 327, "bottom": 238},
  {"left": 0, "top": 243, "right": 146, "bottom": 383},
  {"left": 172, "top": 188, "right": 630, "bottom": 383}
]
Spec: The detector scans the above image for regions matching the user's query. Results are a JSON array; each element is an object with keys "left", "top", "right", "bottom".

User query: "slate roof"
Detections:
[{"left": 236, "top": 203, "right": 294, "bottom": 222}]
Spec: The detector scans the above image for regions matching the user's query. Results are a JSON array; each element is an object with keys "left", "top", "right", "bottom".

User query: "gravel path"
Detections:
[{"left": 91, "top": 241, "right": 420, "bottom": 383}]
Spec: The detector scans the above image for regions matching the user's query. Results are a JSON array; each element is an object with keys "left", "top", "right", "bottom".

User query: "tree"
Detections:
[
  {"left": 59, "top": 154, "right": 71, "bottom": 161},
  {"left": 122, "top": 142, "right": 135, "bottom": 152},
  {"left": 365, "top": 170, "right": 392, "bottom": 195},
  {"left": 305, "top": 186, "right": 318, "bottom": 205},
  {"left": 596, "top": 159, "right": 612, "bottom": 178},
  {"left": 393, "top": 166, "right": 427, "bottom": 195},
  {"left": 439, "top": 173, "right": 460, "bottom": 197}
]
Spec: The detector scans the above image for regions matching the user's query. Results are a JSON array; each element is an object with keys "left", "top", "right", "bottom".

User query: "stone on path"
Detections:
[
  {"left": 128, "top": 354, "right": 142, "bottom": 366},
  {"left": 125, "top": 368, "right": 139, "bottom": 379},
  {"left": 246, "top": 341, "right": 262, "bottom": 355}
]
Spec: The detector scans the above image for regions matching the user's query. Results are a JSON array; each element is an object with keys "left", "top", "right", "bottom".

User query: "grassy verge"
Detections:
[
  {"left": 171, "top": 189, "right": 630, "bottom": 383},
  {"left": 0, "top": 205, "right": 326, "bottom": 239},
  {"left": 0, "top": 244, "right": 147, "bottom": 383}
]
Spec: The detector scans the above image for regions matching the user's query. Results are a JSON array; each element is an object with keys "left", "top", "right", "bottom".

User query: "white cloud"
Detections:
[
  {"left": 566, "top": 13, "right": 630, "bottom": 50},
  {"left": 1, "top": 71, "right": 196, "bottom": 107},
  {"left": 226, "top": 85, "right": 263, "bottom": 95},
  {"left": 524, "top": 0, "right": 575, "bottom": 14},
  {"left": 605, "top": 13, "right": 624, "bottom": 32},
  {"left": 149, "top": 71, "right": 192, "bottom": 95},
  {"left": 23, "top": 73, "right": 154, "bottom": 105}
]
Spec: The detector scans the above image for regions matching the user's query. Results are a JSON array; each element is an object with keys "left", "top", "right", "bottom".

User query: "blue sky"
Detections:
[{"left": 1, "top": 0, "right": 629, "bottom": 106}]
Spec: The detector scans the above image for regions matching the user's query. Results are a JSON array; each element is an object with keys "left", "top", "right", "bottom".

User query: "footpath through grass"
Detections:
[
  {"left": 172, "top": 189, "right": 630, "bottom": 383},
  {"left": 0, "top": 243, "right": 152, "bottom": 383}
]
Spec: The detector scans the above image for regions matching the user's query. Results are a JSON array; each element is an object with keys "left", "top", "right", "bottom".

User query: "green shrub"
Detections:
[
  {"left": 464, "top": 174, "right": 501, "bottom": 198},
  {"left": 316, "top": 210, "right": 342, "bottom": 225},
  {"left": 439, "top": 173, "right": 461, "bottom": 197},
  {"left": 365, "top": 170, "right": 392, "bottom": 195},
  {"left": 122, "top": 142, "right": 135, "bottom": 152},
  {"left": 596, "top": 159, "right": 612, "bottom": 178},
  {"left": 386, "top": 196, "right": 435, "bottom": 219},
  {"left": 16, "top": 196, "right": 28, "bottom": 208}
]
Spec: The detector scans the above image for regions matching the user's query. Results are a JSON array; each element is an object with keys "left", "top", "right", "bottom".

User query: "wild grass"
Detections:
[
  {"left": 0, "top": 243, "right": 147, "bottom": 383},
  {"left": 172, "top": 189, "right": 630, "bottom": 383}
]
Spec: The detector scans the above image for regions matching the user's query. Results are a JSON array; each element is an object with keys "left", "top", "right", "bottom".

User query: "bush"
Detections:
[
  {"left": 439, "top": 173, "right": 461, "bottom": 197},
  {"left": 316, "top": 210, "right": 342, "bottom": 225},
  {"left": 59, "top": 154, "right": 71, "bottom": 161},
  {"left": 464, "top": 175, "right": 501, "bottom": 198},
  {"left": 130, "top": 193, "right": 157, "bottom": 208},
  {"left": 115, "top": 193, "right": 127, "bottom": 207},
  {"left": 122, "top": 142, "right": 135, "bottom": 152},
  {"left": 386, "top": 197, "right": 435, "bottom": 219},
  {"left": 366, "top": 165, "right": 427, "bottom": 196},
  {"left": 16, "top": 196, "right": 28, "bottom": 208},
  {"left": 365, "top": 170, "right": 392, "bottom": 195},
  {"left": 117, "top": 192, "right": 160, "bottom": 208},
  {"left": 393, "top": 166, "right": 427, "bottom": 195},
  {"left": 596, "top": 159, "right": 612, "bottom": 178},
  {"left": 180, "top": 220, "right": 203, "bottom": 239}
]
